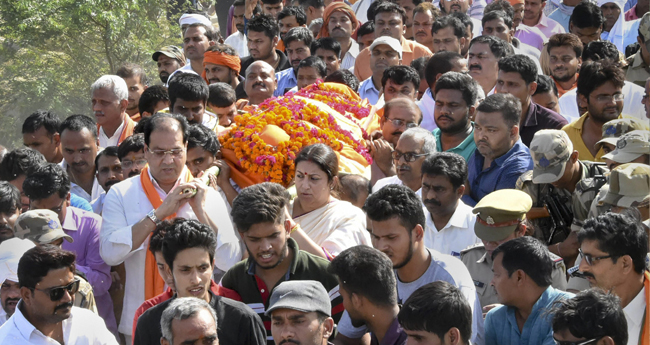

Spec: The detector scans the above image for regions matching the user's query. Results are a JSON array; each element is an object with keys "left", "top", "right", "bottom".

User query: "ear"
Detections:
[
  {"left": 164, "top": 263, "right": 173, "bottom": 278},
  {"left": 468, "top": 105, "right": 476, "bottom": 118},
  {"left": 620, "top": 255, "right": 635, "bottom": 274},
  {"left": 540, "top": 1, "right": 546, "bottom": 10},
  {"left": 412, "top": 224, "right": 424, "bottom": 242},
  {"left": 515, "top": 269, "right": 527, "bottom": 285},
  {"left": 66, "top": 192, "right": 72, "bottom": 206},
  {"left": 322, "top": 317, "right": 335, "bottom": 339},
  {"left": 459, "top": 37, "right": 467, "bottom": 52},
  {"left": 142, "top": 111, "right": 152, "bottom": 118},
  {"left": 53, "top": 132, "right": 61, "bottom": 145},
  {"left": 161, "top": 337, "right": 171, "bottom": 345},
  {"left": 20, "top": 287, "right": 32, "bottom": 304},
  {"left": 510, "top": 124, "right": 519, "bottom": 139},
  {"left": 598, "top": 336, "right": 616, "bottom": 345},
  {"left": 528, "top": 81, "right": 537, "bottom": 96},
  {"left": 446, "top": 327, "right": 462, "bottom": 345},
  {"left": 570, "top": 151, "right": 579, "bottom": 163},
  {"left": 273, "top": 35, "right": 280, "bottom": 48},
  {"left": 578, "top": 93, "right": 588, "bottom": 108},
  {"left": 209, "top": 40, "right": 216, "bottom": 47},
  {"left": 120, "top": 99, "right": 129, "bottom": 112},
  {"left": 456, "top": 184, "right": 466, "bottom": 198},
  {"left": 402, "top": 24, "right": 406, "bottom": 35}
]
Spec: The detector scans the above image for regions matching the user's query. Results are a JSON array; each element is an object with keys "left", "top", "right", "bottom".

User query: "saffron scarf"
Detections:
[{"left": 139, "top": 166, "right": 193, "bottom": 300}]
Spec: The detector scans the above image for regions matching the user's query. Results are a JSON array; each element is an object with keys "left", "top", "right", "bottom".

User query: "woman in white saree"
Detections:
[{"left": 290, "top": 144, "right": 372, "bottom": 259}]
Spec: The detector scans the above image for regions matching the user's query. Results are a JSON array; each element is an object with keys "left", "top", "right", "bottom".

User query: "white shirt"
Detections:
[
  {"left": 372, "top": 175, "right": 422, "bottom": 198},
  {"left": 91, "top": 193, "right": 106, "bottom": 215},
  {"left": 623, "top": 285, "right": 645, "bottom": 345},
  {"left": 424, "top": 201, "right": 480, "bottom": 257},
  {"left": 0, "top": 308, "right": 6, "bottom": 327},
  {"left": 417, "top": 89, "right": 438, "bottom": 132},
  {"left": 224, "top": 30, "right": 249, "bottom": 58},
  {"left": 99, "top": 169, "right": 241, "bottom": 336},
  {"left": 0, "top": 303, "right": 118, "bottom": 345},
  {"left": 558, "top": 81, "right": 650, "bottom": 126},
  {"left": 341, "top": 41, "right": 360, "bottom": 71},
  {"left": 60, "top": 159, "right": 105, "bottom": 203},
  {"left": 98, "top": 119, "right": 126, "bottom": 148},
  {"left": 165, "top": 64, "right": 198, "bottom": 87},
  {"left": 202, "top": 111, "right": 219, "bottom": 131}
]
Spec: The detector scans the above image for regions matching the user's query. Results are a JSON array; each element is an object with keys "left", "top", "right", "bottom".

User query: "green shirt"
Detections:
[{"left": 432, "top": 125, "right": 477, "bottom": 161}]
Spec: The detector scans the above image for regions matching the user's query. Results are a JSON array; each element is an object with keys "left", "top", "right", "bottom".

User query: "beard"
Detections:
[
  {"left": 247, "top": 240, "right": 289, "bottom": 270},
  {"left": 392, "top": 239, "right": 414, "bottom": 269},
  {"left": 437, "top": 114, "right": 469, "bottom": 134}
]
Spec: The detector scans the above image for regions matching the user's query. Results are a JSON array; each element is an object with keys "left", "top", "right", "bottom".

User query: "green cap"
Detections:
[
  {"left": 530, "top": 130, "right": 573, "bottom": 184},
  {"left": 602, "top": 130, "right": 650, "bottom": 164},
  {"left": 600, "top": 163, "right": 650, "bottom": 208},
  {"left": 472, "top": 189, "right": 532, "bottom": 242},
  {"left": 595, "top": 118, "right": 647, "bottom": 151},
  {"left": 13, "top": 210, "right": 73, "bottom": 245}
]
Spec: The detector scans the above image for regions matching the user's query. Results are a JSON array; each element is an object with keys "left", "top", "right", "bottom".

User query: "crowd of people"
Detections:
[{"left": 0, "top": 0, "right": 648, "bottom": 343}]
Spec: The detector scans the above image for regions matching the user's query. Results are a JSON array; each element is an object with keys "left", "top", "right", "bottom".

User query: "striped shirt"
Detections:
[{"left": 221, "top": 238, "right": 343, "bottom": 345}]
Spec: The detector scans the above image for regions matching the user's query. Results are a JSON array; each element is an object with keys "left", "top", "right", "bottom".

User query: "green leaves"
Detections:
[{"left": 0, "top": 0, "right": 189, "bottom": 148}]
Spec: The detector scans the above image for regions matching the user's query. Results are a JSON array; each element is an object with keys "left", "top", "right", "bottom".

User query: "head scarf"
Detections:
[
  {"left": 507, "top": 0, "right": 525, "bottom": 5},
  {"left": 202, "top": 51, "right": 242, "bottom": 84},
  {"left": 318, "top": 2, "right": 360, "bottom": 39},
  {"left": 597, "top": 0, "right": 627, "bottom": 52}
]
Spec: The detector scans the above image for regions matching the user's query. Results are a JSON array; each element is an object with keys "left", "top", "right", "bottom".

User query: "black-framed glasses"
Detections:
[
  {"left": 553, "top": 337, "right": 603, "bottom": 345},
  {"left": 391, "top": 150, "right": 430, "bottom": 162},
  {"left": 579, "top": 248, "right": 613, "bottom": 266},
  {"left": 385, "top": 117, "right": 418, "bottom": 129},
  {"left": 31, "top": 279, "right": 80, "bottom": 301}
]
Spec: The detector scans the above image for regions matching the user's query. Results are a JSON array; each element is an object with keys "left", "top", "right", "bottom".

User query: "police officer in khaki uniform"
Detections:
[
  {"left": 517, "top": 130, "right": 607, "bottom": 265},
  {"left": 625, "top": 12, "right": 650, "bottom": 87},
  {"left": 460, "top": 189, "right": 567, "bottom": 308},
  {"left": 14, "top": 209, "right": 98, "bottom": 313}
]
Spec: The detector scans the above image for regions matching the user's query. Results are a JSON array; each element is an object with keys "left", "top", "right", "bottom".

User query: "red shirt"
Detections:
[{"left": 131, "top": 280, "right": 241, "bottom": 344}]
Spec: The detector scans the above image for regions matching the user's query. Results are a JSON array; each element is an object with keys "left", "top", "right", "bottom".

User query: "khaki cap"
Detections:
[
  {"left": 13, "top": 210, "right": 73, "bottom": 245},
  {"left": 530, "top": 130, "right": 574, "bottom": 184},
  {"left": 639, "top": 12, "right": 650, "bottom": 47},
  {"left": 152, "top": 45, "right": 186, "bottom": 63},
  {"left": 595, "top": 118, "right": 646, "bottom": 151},
  {"left": 600, "top": 163, "right": 650, "bottom": 208},
  {"left": 602, "top": 130, "right": 650, "bottom": 163},
  {"left": 472, "top": 189, "right": 532, "bottom": 242}
]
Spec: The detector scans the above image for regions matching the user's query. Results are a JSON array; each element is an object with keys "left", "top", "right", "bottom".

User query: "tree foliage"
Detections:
[{"left": 0, "top": 0, "right": 187, "bottom": 149}]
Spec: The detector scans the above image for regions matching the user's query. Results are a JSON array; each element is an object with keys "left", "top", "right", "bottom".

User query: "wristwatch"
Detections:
[{"left": 147, "top": 209, "right": 160, "bottom": 225}]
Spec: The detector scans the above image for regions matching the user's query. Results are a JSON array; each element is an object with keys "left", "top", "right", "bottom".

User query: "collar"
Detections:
[
  {"left": 276, "top": 50, "right": 289, "bottom": 69},
  {"left": 13, "top": 301, "right": 39, "bottom": 341},
  {"left": 491, "top": 139, "right": 525, "bottom": 167},
  {"left": 360, "top": 77, "right": 380, "bottom": 93},
  {"left": 147, "top": 166, "right": 189, "bottom": 196},
  {"left": 536, "top": 13, "right": 551, "bottom": 28},
  {"left": 623, "top": 283, "right": 646, "bottom": 328},
  {"left": 62, "top": 206, "right": 79, "bottom": 231},
  {"left": 373, "top": 317, "right": 404, "bottom": 345},
  {"left": 246, "top": 237, "right": 300, "bottom": 278},
  {"left": 346, "top": 40, "right": 360, "bottom": 58},
  {"left": 99, "top": 115, "right": 127, "bottom": 141},
  {"left": 477, "top": 249, "right": 491, "bottom": 264},
  {"left": 427, "top": 201, "right": 473, "bottom": 232},
  {"left": 631, "top": 51, "right": 649, "bottom": 69},
  {"left": 400, "top": 37, "right": 414, "bottom": 53},
  {"left": 523, "top": 101, "right": 539, "bottom": 127}
]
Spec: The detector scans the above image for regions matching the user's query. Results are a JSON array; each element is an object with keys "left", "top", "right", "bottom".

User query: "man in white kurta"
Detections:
[{"left": 99, "top": 113, "right": 241, "bottom": 341}]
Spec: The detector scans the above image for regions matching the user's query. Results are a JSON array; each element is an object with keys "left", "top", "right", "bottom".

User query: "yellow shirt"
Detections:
[{"left": 562, "top": 113, "right": 606, "bottom": 162}]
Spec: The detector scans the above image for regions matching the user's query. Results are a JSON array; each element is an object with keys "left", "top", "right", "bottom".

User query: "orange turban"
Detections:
[
  {"left": 508, "top": 0, "right": 525, "bottom": 5},
  {"left": 202, "top": 51, "right": 241, "bottom": 84},
  {"left": 318, "top": 2, "right": 360, "bottom": 39}
]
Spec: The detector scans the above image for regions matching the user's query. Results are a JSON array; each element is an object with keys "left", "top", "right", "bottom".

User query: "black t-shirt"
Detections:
[
  {"left": 239, "top": 50, "right": 290, "bottom": 78},
  {"left": 133, "top": 291, "right": 266, "bottom": 345}
]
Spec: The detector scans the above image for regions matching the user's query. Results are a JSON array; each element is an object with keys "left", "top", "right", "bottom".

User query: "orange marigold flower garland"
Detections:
[{"left": 220, "top": 84, "right": 372, "bottom": 186}]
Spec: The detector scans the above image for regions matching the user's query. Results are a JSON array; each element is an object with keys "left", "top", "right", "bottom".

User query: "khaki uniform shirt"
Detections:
[
  {"left": 460, "top": 243, "right": 568, "bottom": 307},
  {"left": 625, "top": 51, "right": 650, "bottom": 88},
  {"left": 74, "top": 273, "right": 97, "bottom": 314},
  {"left": 571, "top": 164, "right": 609, "bottom": 232}
]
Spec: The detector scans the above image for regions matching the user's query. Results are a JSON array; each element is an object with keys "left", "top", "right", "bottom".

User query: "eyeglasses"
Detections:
[
  {"left": 553, "top": 337, "right": 602, "bottom": 345},
  {"left": 595, "top": 94, "right": 624, "bottom": 103},
  {"left": 579, "top": 248, "right": 613, "bottom": 266},
  {"left": 385, "top": 117, "right": 418, "bottom": 129},
  {"left": 30, "top": 199, "right": 65, "bottom": 214},
  {"left": 147, "top": 148, "right": 184, "bottom": 159},
  {"left": 31, "top": 279, "right": 80, "bottom": 301},
  {"left": 391, "top": 150, "right": 430, "bottom": 162},
  {"left": 121, "top": 159, "right": 148, "bottom": 169}
]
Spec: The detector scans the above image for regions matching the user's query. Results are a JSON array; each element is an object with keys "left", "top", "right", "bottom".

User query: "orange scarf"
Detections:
[
  {"left": 202, "top": 51, "right": 241, "bottom": 84},
  {"left": 641, "top": 270, "right": 649, "bottom": 345},
  {"left": 318, "top": 2, "right": 360, "bottom": 39},
  {"left": 96, "top": 114, "right": 135, "bottom": 146},
  {"left": 139, "top": 166, "right": 194, "bottom": 299}
]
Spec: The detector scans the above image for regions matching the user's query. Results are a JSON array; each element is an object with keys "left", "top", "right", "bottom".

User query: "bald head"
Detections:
[
  {"left": 384, "top": 98, "right": 422, "bottom": 124},
  {"left": 245, "top": 61, "right": 278, "bottom": 105}
]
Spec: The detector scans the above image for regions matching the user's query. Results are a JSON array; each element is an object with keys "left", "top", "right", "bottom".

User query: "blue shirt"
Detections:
[
  {"left": 274, "top": 68, "right": 297, "bottom": 97},
  {"left": 462, "top": 139, "right": 533, "bottom": 206},
  {"left": 358, "top": 77, "right": 381, "bottom": 106},
  {"left": 432, "top": 125, "right": 477, "bottom": 162},
  {"left": 485, "top": 286, "right": 574, "bottom": 345},
  {"left": 70, "top": 193, "right": 93, "bottom": 212}
]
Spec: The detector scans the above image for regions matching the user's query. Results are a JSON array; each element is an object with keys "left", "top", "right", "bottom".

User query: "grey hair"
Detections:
[
  {"left": 400, "top": 127, "right": 437, "bottom": 154},
  {"left": 90, "top": 75, "right": 128, "bottom": 101},
  {"left": 160, "top": 297, "right": 218, "bottom": 342}
]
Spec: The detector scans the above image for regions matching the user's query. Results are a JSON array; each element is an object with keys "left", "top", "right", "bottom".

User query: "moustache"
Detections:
[
  {"left": 0, "top": 224, "right": 12, "bottom": 232},
  {"left": 160, "top": 75, "right": 169, "bottom": 83},
  {"left": 397, "top": 164, "right": 411, "bottom": 171},
  {"left": 54, "top": 302, "right": 73, "bottom": 312},
  {"left": 424, "top": 198, "right": 441, "bottom": 206},
  {"left": 128, "top": 171, "right": 141, "bottom": 177},
  {"left": 105, "top": 180, "right": 120, "bottom": 188},
  {"left": 469, "top": 64, "right": 482, "bottom": 70},
  {"left": 291, "top": 59, "right": 301, "bottom": 65},
  {"left": 392, "top": 131, "right": 403, "bottom": 137},
  {"left": 3, "top": 298, "right": 19, "bottom": 306},
  {"left": 279, "top": 340, "right": 300, "bottom": 345},
  {"left": 581, "top": 271, "right": 595, "bottom": 279},
  {"left": 477, "top": 140, "right": 489, "bottom": 146},
  {"left": 209, "top": 78, "right": 220, "bottom": 84},
  {"left": 438, "top": 115, "right": 453, "bottom": 121},
  {"left": 253, "top": 82, "right": 266, "bottom": 89}
]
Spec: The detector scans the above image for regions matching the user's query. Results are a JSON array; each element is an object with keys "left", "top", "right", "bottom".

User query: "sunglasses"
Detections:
[
  {"left": 553, "top": 337, "right": 602, "bottom": 345},
  {"left": 32, "top": 279, "right": 80, "bottom": 301}
]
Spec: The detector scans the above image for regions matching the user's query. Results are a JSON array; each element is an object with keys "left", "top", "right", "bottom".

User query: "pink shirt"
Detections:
[
  {"left": 625, "top": 5, "right": 639, "bottom": 21},
  {"left": 518, "top": 13, "right": 566, "bottom": 43}
]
